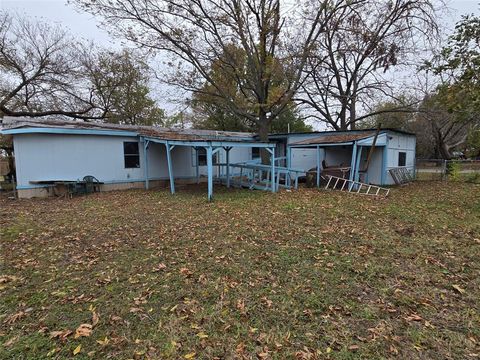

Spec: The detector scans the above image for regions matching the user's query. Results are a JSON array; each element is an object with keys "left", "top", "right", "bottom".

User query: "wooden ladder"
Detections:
[{"left": 324, "top": 175, "right": 390, "bottom": 197}]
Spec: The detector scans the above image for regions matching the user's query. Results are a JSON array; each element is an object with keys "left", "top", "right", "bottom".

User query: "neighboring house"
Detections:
[{"left": 0, "top": 118, "right": 416, "bottom": 199}]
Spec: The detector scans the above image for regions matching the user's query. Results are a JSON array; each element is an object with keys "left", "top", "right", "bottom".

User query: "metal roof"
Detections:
[
  {"left": 0, "top": 117, "right": 256, "bottom": 143},
  {"left": 267, "top": 128, "right": 415, "bottom": 138},
  {"left": 290, "top": 131, "right": 377, "bottom": 146}
]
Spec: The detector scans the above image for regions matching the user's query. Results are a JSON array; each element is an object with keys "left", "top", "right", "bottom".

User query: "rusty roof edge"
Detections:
[
  {"left": 289, "top": 132, "right": 377, "bottom": 146},
  {"left": 0, "top": 117, "right": 256, "bottom": 140}
]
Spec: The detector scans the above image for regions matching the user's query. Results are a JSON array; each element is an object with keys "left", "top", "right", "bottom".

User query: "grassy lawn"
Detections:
[{"left": 1, "top": 182, "right": 479, "bottom": 359}]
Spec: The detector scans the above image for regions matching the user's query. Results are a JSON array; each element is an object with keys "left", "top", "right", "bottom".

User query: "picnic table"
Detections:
[{"left": 30, "top": 178, "right": 102, "bottom": 197}]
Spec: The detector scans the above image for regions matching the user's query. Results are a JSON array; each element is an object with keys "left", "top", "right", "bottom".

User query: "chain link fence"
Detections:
[{"left": 416, "top": 159, "right": 480, "bottom": 183}]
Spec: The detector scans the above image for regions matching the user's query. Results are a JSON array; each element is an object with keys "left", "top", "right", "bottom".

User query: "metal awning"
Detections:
[
  {"left": 288, "top": 132, "right": 377, "bottom": 148},
  {"left": 141, "top": 136, "right": 277, "bottom": 201}
]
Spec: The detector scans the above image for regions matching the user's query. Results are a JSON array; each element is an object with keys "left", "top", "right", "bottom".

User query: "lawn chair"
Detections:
[{"left": 83, "top": 175, "right": 100, "bottom": 194}]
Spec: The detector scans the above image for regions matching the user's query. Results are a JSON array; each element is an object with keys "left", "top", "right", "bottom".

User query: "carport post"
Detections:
[
  {"left": 354, "top": 146, "right": 363, "bottom": 182},
  {"left": 206, "top": 145, "right": 214, "bottom": 200},
  {"left": 287, "top": 146, "right": 291, "bottom": 168},
  {"left": 143, "top": 139, "right": 150, "bottom": 190},
  {"left": 349, "top": 142, "right": 358, "bottom": 190},
  {"left": 165, "top": 141, "right": 175, "bottom": 194},
  {"left": 194, "top": 147, "right": 200, "bottom": 184},
  {"left": 224, "top": 147, "right": 232, "bottom": 188},
  {"left": 316, "top": 145, "right": 321, "bottom": 187},
  {"left": 270, "top": 147, "right": 276, "bottom": 192},
  {"left": 286, "top": 146, "right": 292, "bottom": 187}
]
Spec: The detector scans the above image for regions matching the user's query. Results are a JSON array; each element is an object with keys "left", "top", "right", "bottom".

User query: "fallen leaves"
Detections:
[
  {"left": 452, "top": 284, "right": 466, "bottom": 294},
  {"left": 74, "top": 324, "right": 93, "bottom": 338},
  {"left": 92, "top": 311, "right": 99, "bottom": 327},
  {"left": 405, "top": 314, "right": 423, "bottom": 322},
  {"left": 73, "top": 344, "right": 82, "bottom": 355},
  {"left": 96, "top": 336, "right": 109, "bottom": 346},
  {"left": 50, "top": 329, "right": 73, "bottom": 340},
  {"left": 0, "top": 275, "right": 21, "bottom": 290},
  {"left": 3, "top": 309, "right": 31, "bottom": 325},
  {"left": 236, "top": 299, "right": 246, "bottom": 315},
  {"left": 180, "top": 267, "right": 193, "bottom": 277},
  {"left": 152, "top": 263, "right": 167, "bottom": 272},
  {"left": 1, "top": 183, "right": 479, "bottom": 359}
]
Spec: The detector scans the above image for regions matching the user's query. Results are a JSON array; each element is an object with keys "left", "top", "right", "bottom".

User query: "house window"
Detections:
[
  {"left": 197, "top": 148, "right": 217, "bottom": 166},
  {"left": 252, "top": 147, "right": 260, "bottom": 159},
  {"left": 398, "top": 152, "right": 406, "bottom": 167},
  {"left": 124, "top": 142, "right": 140, "bottom": 168}
]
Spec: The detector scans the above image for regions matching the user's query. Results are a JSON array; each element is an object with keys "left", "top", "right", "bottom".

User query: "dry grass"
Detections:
[{"left": 1, "top": 182, "right": 479, "bottom": 359}]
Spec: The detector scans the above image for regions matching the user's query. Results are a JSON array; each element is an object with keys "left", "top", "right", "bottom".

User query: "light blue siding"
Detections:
[
  {"left": 14, "top": 134, "right": 145, "bottom": 188},
  {"left": 385, "top": 133, "right": 416, "bottom": 185},
  {"left": 13, "top": 133, "right": 256, "bottom": 189}
]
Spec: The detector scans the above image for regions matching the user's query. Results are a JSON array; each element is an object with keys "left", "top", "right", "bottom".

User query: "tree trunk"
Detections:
[{"left": 258, "top": 112, "right": 271, "bottom": 165}]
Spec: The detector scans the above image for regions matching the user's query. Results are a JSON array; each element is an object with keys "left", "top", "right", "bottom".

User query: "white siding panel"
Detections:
[{"left": 14, "top": 134, "right": 145, "bottom": 187}]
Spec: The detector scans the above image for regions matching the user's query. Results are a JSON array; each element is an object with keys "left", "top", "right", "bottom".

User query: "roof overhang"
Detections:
[
  {"left": 143, "top": 136, "right": 275, "bottom": 148},
  {"left": 1, "top": 127, "right": 139, "bottom": 137},
  {"left": 288, "top": 132, "right": 388, "bottom": 148}
]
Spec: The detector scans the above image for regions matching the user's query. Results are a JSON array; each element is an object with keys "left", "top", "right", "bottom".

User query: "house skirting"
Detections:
[{"left": 16, "top": 178, "right": 204, "bottom": 199}]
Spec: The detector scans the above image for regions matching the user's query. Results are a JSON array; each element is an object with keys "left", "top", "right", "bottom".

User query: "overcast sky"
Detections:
[
  {"left": 1, "top": 0, "right": 478, "bottom": 120},
  {"left": 1, "top": 0, "right": 478, "bottom": 45}
]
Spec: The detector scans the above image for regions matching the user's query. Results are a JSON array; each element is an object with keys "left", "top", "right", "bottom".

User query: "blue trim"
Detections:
[
  {"left": 316, "top": 145, "right": 321, "bottom": 187},
  {"left": 354, "top": 146, "right": 363, "bottom": 182},
  {"left": 349, "top": 142, "right": 357, "bottom": 186},
  {"left": 17, "top": 184, "right": 52, "bottom": 190},
  {"left": 225, "top": 147, "right": 231, "bottom": 188},
  {"left": 165, "top": 141, "right": 175, "bottom": 194},
  {"left": 381, "top": 136, "right": 389, "bottom": 185},
  {"left": 145, "top": 137, "right": 275, "bottom": 148},
  {"left": 206, "top": 146, "right": 213, "bottom": 200},
  {"left": 289, "top": 142, "right": 354, "bottom": 148},
  {"left": 2, "top": 127, "right": 139, "bottom": 137},
  {"left": 144, "top": 139, "right": 150, "bottom": 189},
  {"left": 270, "top": 147, "right": 276, "bottom": 192}
]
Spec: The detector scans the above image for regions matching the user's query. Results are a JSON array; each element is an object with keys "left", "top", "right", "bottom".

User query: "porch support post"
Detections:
[
  {"left": 224, "top": 146, "right": 232, "bottom": 188},
  {"left": 381, "top": 141, "right": 389, "bottom": 185},
  {"left": 349, "top": 142, "right": 358, "bottom": 190},
  {"left": 316, "top": 145, "right": 321, "bottom": 187},
  {"left": 354, "top": 146, "right": 363, "bottom": 182},
  {"left": 206, "top": 145, "right": 213, "bottom": 200},
  {"left": 165, "top": 141, "right": 175, "bottom": 194},
  {"left": 286, "top": 146, "right": 292, "bottom": 187},
  {"left": 194, "top": 147, "right": 200, "bottom": 184},
  {"left": 268, "top": 147, "right": 276, "bottom": 192},
  {"left": 287, "top": 146, "right": 291, "bottom": 168},
  {"left": 143, "top": 139, "right": 150, "bottom": 190}
]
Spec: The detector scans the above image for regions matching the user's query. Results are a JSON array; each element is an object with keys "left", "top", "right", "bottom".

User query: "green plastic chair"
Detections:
[{"left": 83, "top": 175, "right": 100, "bottom": 194}]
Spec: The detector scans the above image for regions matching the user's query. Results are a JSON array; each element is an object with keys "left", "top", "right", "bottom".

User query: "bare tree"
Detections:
[
  {"left": 0, "top": 12, "right": 105, "bottom": 119},
  {"left": 74, "top": 0, "right": 359, "bottom": 147},
  {"left": 297, "top": 0, "right": 440, "bottom": 130}
]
